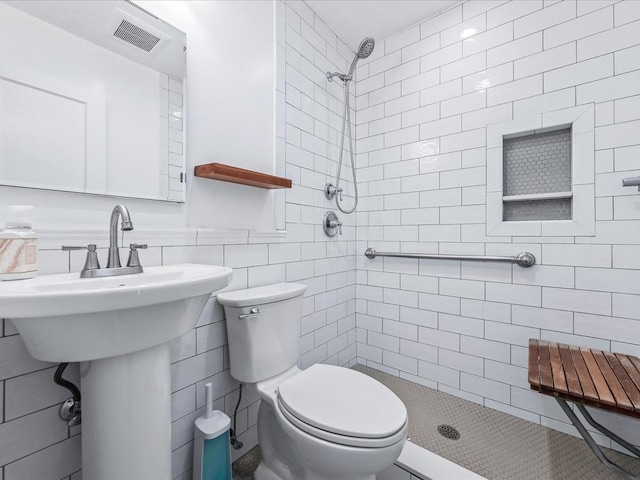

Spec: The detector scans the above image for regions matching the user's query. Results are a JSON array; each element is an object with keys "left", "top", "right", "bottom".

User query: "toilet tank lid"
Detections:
[{"left": 217, "top": 283, "right": 307, "bottom": 307}]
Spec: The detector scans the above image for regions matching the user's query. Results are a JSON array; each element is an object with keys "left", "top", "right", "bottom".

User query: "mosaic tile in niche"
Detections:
[
  {"left": 503, "top": 128, "right": 572, "bottom": 197},
  {"left": 503, "top": 198, "right": 572, "bottom": 221}
]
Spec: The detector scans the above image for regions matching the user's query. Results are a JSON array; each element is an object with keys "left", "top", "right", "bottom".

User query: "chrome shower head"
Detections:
[
  {"left": 357, "top": 37, "right": 375, "bottom": 59},
  {"left": 346, "top": 36, "right": 375, "bottom": 77},
  {"left": 327, "top": 36, "right": 376, "bottom": 82}
]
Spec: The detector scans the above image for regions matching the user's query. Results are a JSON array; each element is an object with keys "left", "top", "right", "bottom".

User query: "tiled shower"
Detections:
[
  {"left": 0, "top": 0, "right": 639, "bottom": 478},
  {"left": 352, "top": 0, "right": 640, "bottom": 451}
]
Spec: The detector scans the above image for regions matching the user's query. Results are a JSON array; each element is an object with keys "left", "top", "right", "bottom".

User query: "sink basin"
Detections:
[
  {"left": 0, "top": 263, "right": 232, "bottom": 480},
  {"left": 0, "top": 263, "right": 233, "bottom": 362}
]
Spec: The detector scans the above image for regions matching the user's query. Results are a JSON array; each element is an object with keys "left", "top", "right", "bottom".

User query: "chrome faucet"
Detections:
[
  {"left": 107, "top": 204, "right": 134, "bottom": 268},
  {"left": 63, "top": 205, "right": 147, "bottom": 278}
]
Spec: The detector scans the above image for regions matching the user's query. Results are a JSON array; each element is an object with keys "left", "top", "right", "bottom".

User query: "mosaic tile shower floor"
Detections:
[
  {"left": 231, "top": 365, "right": 640, "bottom": 479},
  {"left": 356, "top": 364, "right": 640, "bottom": 480}
]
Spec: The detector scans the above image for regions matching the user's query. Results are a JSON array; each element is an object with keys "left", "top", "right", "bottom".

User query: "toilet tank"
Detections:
[{"left": 217, "top": 283, "right": 307, "bottom": 383}]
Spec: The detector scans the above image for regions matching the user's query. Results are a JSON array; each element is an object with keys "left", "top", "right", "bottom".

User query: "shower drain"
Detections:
[{"left": 437, "top": 424, "right": 461, "bottom": 440}]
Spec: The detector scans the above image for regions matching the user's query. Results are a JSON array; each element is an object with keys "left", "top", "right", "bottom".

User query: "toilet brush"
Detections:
[{"left": 193, "top": 383, "right": 232, "bottom": 480}]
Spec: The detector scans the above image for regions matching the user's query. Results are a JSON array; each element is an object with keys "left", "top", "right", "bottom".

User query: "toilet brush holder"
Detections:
[{"left": 193, "top": 383, "right": 232, "bottom": 480}]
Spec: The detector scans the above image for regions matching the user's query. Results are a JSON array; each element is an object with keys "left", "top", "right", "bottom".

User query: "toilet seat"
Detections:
[{"left": 276, "top": 364, "right": 407, "bottom": 448}]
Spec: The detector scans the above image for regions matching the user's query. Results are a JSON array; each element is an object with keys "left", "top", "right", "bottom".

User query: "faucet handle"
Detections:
[
  {"left": 62, "top": 244, "right": 100, "bottom": 271},
  {"left": 127, "top": 244, "right": 147, "bottom": 268},
  {"left": 62, "top": 244, "right": 96, "bottom": 251}
]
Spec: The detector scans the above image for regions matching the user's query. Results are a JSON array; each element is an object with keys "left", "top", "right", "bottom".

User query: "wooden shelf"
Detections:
[{"left": 194, "top": 163, "right": 292, "bottom": 190}]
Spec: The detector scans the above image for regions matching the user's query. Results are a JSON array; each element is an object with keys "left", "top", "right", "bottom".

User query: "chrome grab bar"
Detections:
[
  {"left": 239, "top": 307, "right": 260, "bottom": 319},
  {"left": 364, "top": 248, "right": 536, "bottom": 268},
  {"left": 622, "top": 176, "right": 640, "bottom": 191}
]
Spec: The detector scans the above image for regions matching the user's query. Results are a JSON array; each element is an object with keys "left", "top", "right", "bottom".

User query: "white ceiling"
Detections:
[
  {"left": 306, "top": 0, "right": 460, "bottom": 53},
  {"left": 8, "top": 0, "right": 186, "bottom": 78}
]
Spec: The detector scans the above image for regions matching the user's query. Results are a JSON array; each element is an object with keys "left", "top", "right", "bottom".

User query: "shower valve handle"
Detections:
[
  {"left": 323, "top": 211, "right": 343, "bottom": 237},
  {"left": 330, "top": 219, "right": 343, "bottom": 235},
  {"left": 325, "top": 183, "right": 342, "bottom": 201}
]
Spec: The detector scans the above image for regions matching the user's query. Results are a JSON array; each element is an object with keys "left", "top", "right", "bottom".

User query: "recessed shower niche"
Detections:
[
  {"left": 486, "top": 105, "right": 596, "bottom": 237},
  {"left": 502, "top": 128, "right": 572, "bottom": 221}
]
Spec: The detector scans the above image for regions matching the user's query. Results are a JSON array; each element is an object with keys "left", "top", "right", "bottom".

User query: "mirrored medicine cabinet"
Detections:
[{"left": 0, "top": 0, "right": 187, "bottom": 202}]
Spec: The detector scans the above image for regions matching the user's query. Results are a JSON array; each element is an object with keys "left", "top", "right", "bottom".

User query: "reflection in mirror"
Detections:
[{"left": 0, "top": 0, "right": 187, "bottom": 202}]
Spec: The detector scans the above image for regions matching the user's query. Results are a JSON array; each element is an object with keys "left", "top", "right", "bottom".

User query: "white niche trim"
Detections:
[{"left": 486, "top": 105, "right": 595, "bottom": 237}]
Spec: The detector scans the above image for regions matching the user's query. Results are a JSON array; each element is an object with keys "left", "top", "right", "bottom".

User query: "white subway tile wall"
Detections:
[
  {"left": 0, "top": 2, "right": 357, "bottom": 478},
  {"left": 355, "top": 0, "right": 640, "bottom": 449},
  {"left": 3, "top": 1, "right": 640, "bottom": 478}
]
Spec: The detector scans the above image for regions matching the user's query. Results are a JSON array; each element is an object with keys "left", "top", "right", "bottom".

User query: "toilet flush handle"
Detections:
[{"left": 239, "top": 307, "right": 260, "bottom": 319}]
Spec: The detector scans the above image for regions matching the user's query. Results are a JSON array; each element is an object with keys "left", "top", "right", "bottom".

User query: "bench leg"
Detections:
[
  {"left": 575, "top": 404, "right": 640, "bottom": 458},
  {"left": 556, "top": 398, "right": 639, "bottom": 480}
]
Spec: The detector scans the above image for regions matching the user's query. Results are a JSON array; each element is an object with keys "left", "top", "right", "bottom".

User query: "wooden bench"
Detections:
[{"left": 528, "top": 339, "right": 640, "bottom": 480}]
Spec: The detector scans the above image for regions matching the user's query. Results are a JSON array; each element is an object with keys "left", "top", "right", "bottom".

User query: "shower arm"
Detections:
[
  {"left": 326, "top": 71, "right": 352, "bottom": 83},
  {"left": 326, "top": 55, "right": 360, "bottom": 83}
]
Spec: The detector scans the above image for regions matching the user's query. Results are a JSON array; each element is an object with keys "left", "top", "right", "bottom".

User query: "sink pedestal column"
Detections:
[{"left": 81, "top": 343, "right": 172, "bottom": 480}]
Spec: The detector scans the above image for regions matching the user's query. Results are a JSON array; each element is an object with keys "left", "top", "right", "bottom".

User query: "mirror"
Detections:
[{"left": 0, "top": 0, "right": 186, "bottom": 202}]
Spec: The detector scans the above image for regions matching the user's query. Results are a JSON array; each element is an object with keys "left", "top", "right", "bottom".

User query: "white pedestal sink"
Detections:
[{"left": 0, "top": 263, "right": 232, "bottom": 480}]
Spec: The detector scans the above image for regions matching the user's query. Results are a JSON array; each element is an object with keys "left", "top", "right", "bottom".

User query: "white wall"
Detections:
[
  {"left": 0, "top": 1, "right": 358, "bottom": 479},
  {"left": 138, "top": 1, "right": 279, "bottom": 230},
  {"left": 354, "top": 0, "right": 640, "bottom": 451}
]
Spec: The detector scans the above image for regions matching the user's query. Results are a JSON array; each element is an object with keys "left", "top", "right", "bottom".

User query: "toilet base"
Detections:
[
  {"left": 255, "top": 462, "right": 285, "bottom": 480},
  {"left": 254, "top": 393, "right": 405, "bottom": 480},
  {"left": 256, "top": 461, "right": 375, "bottom": 480}
]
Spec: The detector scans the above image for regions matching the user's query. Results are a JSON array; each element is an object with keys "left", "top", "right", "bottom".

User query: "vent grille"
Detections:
[{"left": 113, "top": 20, "right": 160, "bottom": 52}]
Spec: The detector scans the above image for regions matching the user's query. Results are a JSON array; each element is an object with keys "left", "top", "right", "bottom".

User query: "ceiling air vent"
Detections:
[{"left": 113, "top": 19, "right": 160, "bottom": 52}]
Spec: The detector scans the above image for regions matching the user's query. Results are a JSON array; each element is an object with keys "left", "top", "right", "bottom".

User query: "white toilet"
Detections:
[{"left": 217, "top": 283, "right": 408, "bottom": 480}]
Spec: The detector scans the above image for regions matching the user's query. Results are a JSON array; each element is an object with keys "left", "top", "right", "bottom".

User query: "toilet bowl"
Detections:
[{"left": 218, "top": 283, "right": 408, "bottom": 480}]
